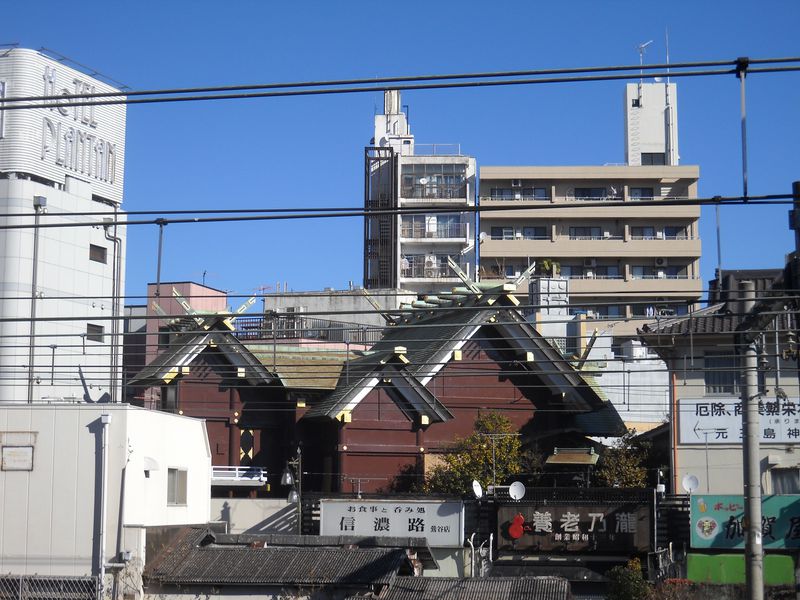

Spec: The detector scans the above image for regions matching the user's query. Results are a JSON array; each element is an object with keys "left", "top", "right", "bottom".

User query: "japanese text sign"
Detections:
[
  {"left": 691, "top": 494, "right": 800, "bottom": 549},
  {"left": 497, "top": 503, "right": 651, "bottom": 553},
  {"left": 320, "top": 499, "right": 464, "bottom": 547},
  {"left": 679, "top": 398, "right": 800, "bottom": 445}
]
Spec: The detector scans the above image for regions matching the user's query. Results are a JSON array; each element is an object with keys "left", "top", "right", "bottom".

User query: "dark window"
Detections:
[
  {"left": 664, "top": 226, "right": 687, "bottom": 239},
  {"left": 569, "top": 226, "right": 602, "bottom": 239},
  {"left": 89, "top": 244, "right": 107, "bottom": 264},
  {"left": 704, "top": 353, "right": 739, "bottom": 395},
  {"left": 491, "top": 227, "right": 514, "bottom": 240},
  {"left": 574, "top": 187, "right": 607, "bottom": 199},
  {"left": 594, "top": 265, "right": 621, "bottom": 278},
  {"left": 631, "top": 226, "right": 656, "bottom": 239},
  {"left": 522, "top": 226, "right": 548, "bottom": 240},
  {"left": 641, "top": 153, "right": 666, "bottom": 166},
  {"left": 161, "top": 384, "right": 178, "bottom": 412},
  {"left": 629, "top": 187, "right": 654, "bottom": 200},
  {"left": 86, "top": 324, "right": 104, "bottom": 342},
  {"left": 772, "top": 469, "right": 800, "bottom": 494}
]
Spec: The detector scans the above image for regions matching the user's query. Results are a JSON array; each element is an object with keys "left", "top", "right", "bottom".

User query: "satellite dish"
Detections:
[
  {"left": 419, "top": 177, "right": 429, "bottom": 185},
  {"left": 479, "top": 232, "right": 488, "bottom": 243},
  {"left": 682, "top": 474, "right": 699, "bottom": 494},
  {"left": 508, "top": 481, "right": 526, "bottom": 501},
  {"left": 472, "top": 480, "right": 483, "bottom": 499}
]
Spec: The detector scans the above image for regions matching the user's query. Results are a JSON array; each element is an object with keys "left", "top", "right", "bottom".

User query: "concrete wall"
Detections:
[
  {"left": 0, "top": 404, "right": 210, "bottom": 581},
  {"left": 210, "top": 498, "right": 297, "bottom": 534}
]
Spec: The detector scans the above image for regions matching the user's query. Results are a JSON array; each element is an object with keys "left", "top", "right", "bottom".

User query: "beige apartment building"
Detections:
[{"left": 478, "top": 164, "right": 702, "bottom": 319}]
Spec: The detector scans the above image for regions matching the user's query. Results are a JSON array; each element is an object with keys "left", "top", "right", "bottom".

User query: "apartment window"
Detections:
[
  {"left": 491, "top": 226, "right": 514, "bottom": 240},
  {"left": 629, "top": 187, "right": 654, "bottom": 200},
  {"left": 569, "top": 226, "right": 602, "bottom": 239},
  {"left": 400, "top": 163, "right": 467, "bottom": 199},
  {"left": 630, "top": 265, "right": 656, "bottom": 279},
  {"left": 664, "top": 226, "right": 687, "bottom": 239},
  {"left": 641, "top": 153, "right": 666, "bottom": 166},
  {"left": 574, "top": 187, "right": 607, "bottom": 200},
  {"left": 522, "top": 226, "right": 548, "bottom": 240},
  {"left": 594, "top": 265, "right": 621, "bottom": 278},
  {"left": 772, "top": 469, "right": 800, "bottom": 494},
  {"left": 436, "top": 214, "right": 461, "bottom": 237},
  {"left": 167, "top": 468, "right": 188, "bottom": 505},
  {"left": 86, "top": 324, "right": 104, "bottom": 342},
  {"left": 631, "top": 226, "right": 656, "bottom": 239},
  {"left": 504, "top": 264, "right": 518, "bottom": 277},
  {"left": 560, "top": 265, "right": 584, "bottom": 278},
  {"left": 89, "top": 244, "right": 107, "bottom": 263},
  {"left": 704, "top": 353, "right": 739, "bottom": 395}
]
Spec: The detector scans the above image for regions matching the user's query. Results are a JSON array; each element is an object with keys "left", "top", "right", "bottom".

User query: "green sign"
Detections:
[{"left": 691, "top": 494, "right": 800, "bottom": 549}]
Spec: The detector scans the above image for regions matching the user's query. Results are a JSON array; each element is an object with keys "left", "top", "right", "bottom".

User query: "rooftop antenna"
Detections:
[{"left": 636, "top": 40, "right": 654, "bottom": 105}]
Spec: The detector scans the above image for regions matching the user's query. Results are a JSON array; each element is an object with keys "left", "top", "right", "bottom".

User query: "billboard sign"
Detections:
[
  {"left": 679, "top": 397, "right": 800, "bottom": 445},
  {"left": 691, "top": 494, "right": 800, "bottom": 549},
  {"left": 320, "top": 499, "right": 464, "bottom": 548},
  {"left": 497, "top": 503, "right": 651, "bottom": 553}
]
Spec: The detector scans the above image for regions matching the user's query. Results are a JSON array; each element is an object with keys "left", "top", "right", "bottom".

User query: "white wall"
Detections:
[{"left": 0, "top": 404, "right": 210, "bottom": 578}]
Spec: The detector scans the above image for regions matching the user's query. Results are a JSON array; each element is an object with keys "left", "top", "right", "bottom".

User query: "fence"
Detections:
[{"left": 0, "top": 576, "right": 97, "bottom": 600}]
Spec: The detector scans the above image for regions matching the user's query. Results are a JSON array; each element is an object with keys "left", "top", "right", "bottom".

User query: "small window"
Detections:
[
  {"left": 161, "top": 385, "right": 178, "bottom": 412},
  {"left": 772, "top": 469, "right": 800, "bottom": 494},
  {"left": 89, "top": 244, "right": 107, "bottom": 264},
  {"left": 704, "top": 353, "right": 739, "bottom": 395},
  {"left": 641, "top": 153, "right": 666, "bottom": 166},
  {"left": 167, "top": 468, "right": 188, "bottom": 505},
  {"left": 86, "top": 324, "right": 104, "bottom": 342}
]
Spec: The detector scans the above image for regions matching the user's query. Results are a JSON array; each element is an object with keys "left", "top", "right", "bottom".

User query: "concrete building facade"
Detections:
[
  {"left": 0, "top": 404, "right": 211, "bottom": 598},
  {"left": 364, "top": 91, "right": 476, "bottom": 294},
  {"left": 0, "top": 48, "right": 127, "bottom": 403}
]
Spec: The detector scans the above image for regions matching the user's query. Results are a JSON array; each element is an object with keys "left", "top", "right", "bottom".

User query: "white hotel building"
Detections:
[{"left": 0, "top": 48, "right": 127, "bottom": 403}]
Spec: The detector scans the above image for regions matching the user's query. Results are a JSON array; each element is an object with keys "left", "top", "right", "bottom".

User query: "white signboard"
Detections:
[
  {"left": 320, "top": 499, "right": 464, "bottom": 547},
  {"left": 679, "top": 397, "right": 800, "bottom": 444},
  {"left": 1, "top": 446, "right": 34, "bottom": 471}
]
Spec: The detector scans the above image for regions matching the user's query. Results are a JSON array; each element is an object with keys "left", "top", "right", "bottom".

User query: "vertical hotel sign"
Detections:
[{"left": 0, "top": 49, "right": 126, "bottom": 203}]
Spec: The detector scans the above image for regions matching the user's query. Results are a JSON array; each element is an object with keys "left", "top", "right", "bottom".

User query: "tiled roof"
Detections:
[
  {"left": 345, "top": 576, "right": 571, "bottom": 600},
  {"left": 305, "top": 290, "right": 622, "bottom": 435},
  {"left": 245, "top": 344, "right": 355, "bottom": 390},
  {"left": 128, "top": 317, "right": 276, "bottom": 388},
  {"left": 146, "top": 528, "right": 407, "bottom": 587}
]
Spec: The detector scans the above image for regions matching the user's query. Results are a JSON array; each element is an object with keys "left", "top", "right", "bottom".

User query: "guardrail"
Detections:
[{"left": 211, "top": 466, "right": 268, "bottom": 483}]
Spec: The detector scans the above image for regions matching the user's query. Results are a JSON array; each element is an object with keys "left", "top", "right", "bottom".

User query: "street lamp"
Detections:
[{"left": 281, "top": 446, "right": 302, "bottom": 534}]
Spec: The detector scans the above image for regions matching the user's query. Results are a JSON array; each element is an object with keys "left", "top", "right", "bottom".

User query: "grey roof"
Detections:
[
  {"left": 146, "top": 528, "right": 408, "bottom": 587},
  {"left": 305, "top": 292, "right": 621, "bottom": 435},
  {"left": 345, "top": 576, "right": 571, "bottom": 600},
  {"left": 128, "top": 316, "right": 277, "bottom": 388}
]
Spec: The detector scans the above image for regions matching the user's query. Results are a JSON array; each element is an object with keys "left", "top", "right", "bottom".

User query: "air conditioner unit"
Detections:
[
  {"left": 424, "top": 268, "right": 437, "bottom": 278},
  {"left": 583, "top": 258, "right": 597, "bottom": 267},
  {"left": 425, "top": 255, "right": 437, "bottom": 267},
  {"left": 511, "top": 179, "right": 522, "bottom": 188},
  {"left": 515, "top": 231, "right": 523, "bottom": 239},
  {"left": 655, "top": 257, "right": 668, "bottom": 267}
]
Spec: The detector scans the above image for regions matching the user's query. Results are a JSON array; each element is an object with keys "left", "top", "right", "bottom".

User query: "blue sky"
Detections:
[{"left": 7, "top": 1, "right": 800, "bottom": 303}]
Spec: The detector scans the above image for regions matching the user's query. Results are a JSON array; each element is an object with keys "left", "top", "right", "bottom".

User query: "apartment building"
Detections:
[
  {"left": 478, "top": 83, "right": 701, "bottom": 322},
  {"left": 0, "top": 48, "right": 127, "bottom": 403},
  {"left": 364, "top": 91, "right": 476, "bottom": 294}
]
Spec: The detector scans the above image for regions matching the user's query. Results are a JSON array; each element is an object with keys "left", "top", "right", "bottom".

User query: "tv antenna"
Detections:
[{"left": 637, "top": 40, "right": 654, "bottom": 83}]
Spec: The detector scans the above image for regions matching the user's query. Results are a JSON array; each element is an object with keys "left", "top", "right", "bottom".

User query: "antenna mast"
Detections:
[{"left": 636, "top": 40, "right": 654, "bottom": 105}]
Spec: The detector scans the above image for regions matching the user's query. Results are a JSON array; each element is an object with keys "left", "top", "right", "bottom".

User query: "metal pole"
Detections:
[
  {"left": 154, "top": 219, "right": 166, "bottom": 299},
  {"left": 704, "top": 432, "right": 710, "bottom": 492},
  {"left": 739, "top": 280, "right": 763, "bottom": 600},
  {"left": 27, "top": 198, "right": 44, "bottom": 404},
  {"left": 297, "top": 447, "right": 303, "bottom": 535},
  {"left": 736, "top": 57, "right": 749, "bottom": 199}
]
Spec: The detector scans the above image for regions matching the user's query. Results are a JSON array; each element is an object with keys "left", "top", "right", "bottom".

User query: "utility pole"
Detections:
[{"left": 738, "top": 280, "right": 763, "bottom": 600}]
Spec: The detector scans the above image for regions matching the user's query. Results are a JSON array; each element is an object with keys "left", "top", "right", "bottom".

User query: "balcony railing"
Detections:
[
  {"left": 401, "top": 261, "right": 466, "bottom": 279},
  {"left": 235, "top": 315, "right": 383, "bottom": 344},
  {"left": 400, "top": 223, "right": 469, "bottom": 239},
  {"left": 401, "top": 184, "right": 467, "bottom": 199},
  {"left": 211, "top": 466, "right": 268, "bottom": 486}
]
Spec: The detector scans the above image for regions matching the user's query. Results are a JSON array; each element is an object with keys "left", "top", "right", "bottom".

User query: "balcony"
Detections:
[
  {"left": 211, "top": 465, "right": 269, "bottom": 487},
  {"left": 401, "top": 258, "right": 468, "bottom": 281},
  {"left": 400, "top": 184, "right": 470, "bottom": 205},
  {"left": 479, "top": 237, "right": 701, "bottom": 259},
  {"left": 400, "top": 222, "right": 469, "bottom": 242},
  {"left": 479, "top": 196, "right": 699, "bottom": 219},
  {"left": 567, "top": 276, "right": 703, "bottom": 297}
]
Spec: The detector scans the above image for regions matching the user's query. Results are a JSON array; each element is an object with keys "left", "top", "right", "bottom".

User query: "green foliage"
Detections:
[
  {"left": 536, "top": 258, "right": 560, "bottom": 277},
  {"left": 606, "top": 558, "right": 653, "bottom": 600},
  {"left": 595, "top": 430, "right": 651, "bottom": 488},
  {"left": 424, "top": 412, "right": 523, "bottom": 494}
]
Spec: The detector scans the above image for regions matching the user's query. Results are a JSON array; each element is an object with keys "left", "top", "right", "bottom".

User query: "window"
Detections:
[
  {"left": 560, "top": 265, "right": 584, "bottom": 278},
  {"left": 664, "top": 226, "right": 687, "bottom": 239},
  {"left": 629, "top": 187, "right": 654, "bottom": 200},
  {"left": 641, "top": 153, "right": 666, "bottom": 166},
  {"left": 89, "top": 244, "right": 107, "bottom": 263},
  {"left": 86, "top": 324, "right": 104, "bottom": 342},
  {"left": 400, "top": 163, "right": 467, "bottom": 198},
  {"left": 491, "top": 226, "right": 514, "bottom": 240},
  {"left": 772, "top": 469, "right": 800, "bottom": 494},
  {"left": 522, "top": 226, "right": 548, "bottom": 240},
  {"left": 569, "top": 226, "right": 602, "bottom": 239},
  {"left": 704, "top": 353, "right": 739, "bottom": 395},
  {"left": 594, "top": 265, "right": 620, "bottom": 278},
  {"left": 574, "top": 187, "right": 607, "bottom": 199},
  {"left": 161, "top": 385, "right": 178, "bottom": 412},
  {"left": 631, "top": 226, "right": 656, "bottom": 239},
  {"left": 630, "top": 265, "right": 656, "bottom": 279},
  {"left": 167, "top": 468, "right": 188, "bottom": 505},
  {"left": 0, "top": 81, "right": 5, "bottom": 139},
  {"left": 504, "top": 264, "right": 518, "bottom": 277}
]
